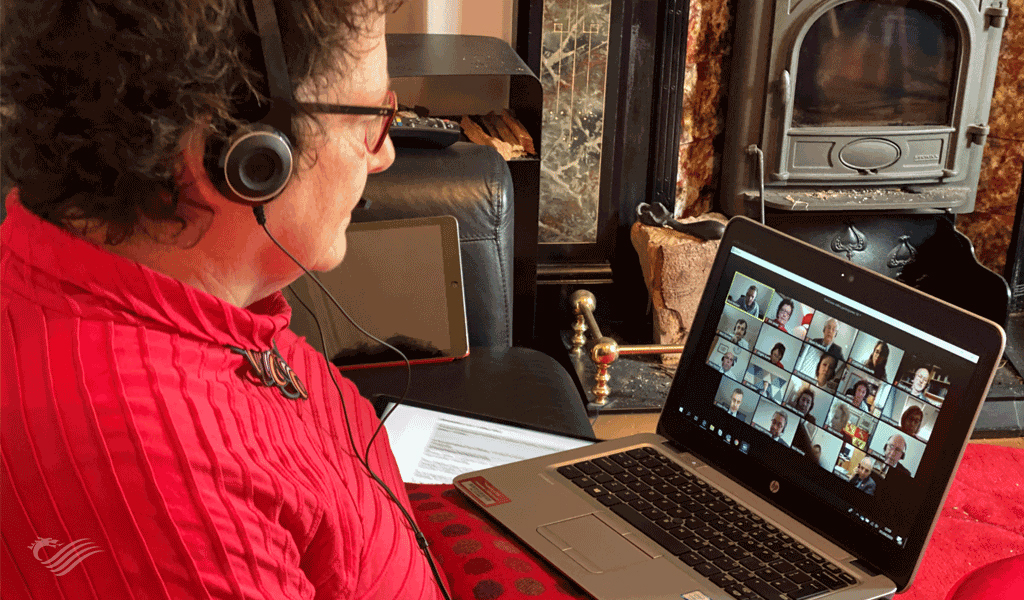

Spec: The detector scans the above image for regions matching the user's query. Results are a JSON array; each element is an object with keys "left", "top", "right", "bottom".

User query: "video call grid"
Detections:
[{"left": 707, "top": 272, "right": 958, "bottom": 497}]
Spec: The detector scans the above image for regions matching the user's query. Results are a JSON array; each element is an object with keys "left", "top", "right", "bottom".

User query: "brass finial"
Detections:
[
  {"left": 570, "top": 290, "right": 598, "bottom": 354},
  {"left": 590, "top": 337, "right": 619, "bottom": 406}
]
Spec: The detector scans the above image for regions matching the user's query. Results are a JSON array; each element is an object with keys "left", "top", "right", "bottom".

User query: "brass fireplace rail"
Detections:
[{"left": 569, "top": 290, "right": 686, "bottom": 406}]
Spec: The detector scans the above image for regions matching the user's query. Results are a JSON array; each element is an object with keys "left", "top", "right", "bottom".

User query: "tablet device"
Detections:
[{"left": 285, "top": 216, "right": 470, "bottom": 369}]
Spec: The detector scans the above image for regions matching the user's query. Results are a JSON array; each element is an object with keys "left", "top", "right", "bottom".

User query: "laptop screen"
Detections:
[{"left": 657, "top": 218, "right": 1003, "bottom": 586}]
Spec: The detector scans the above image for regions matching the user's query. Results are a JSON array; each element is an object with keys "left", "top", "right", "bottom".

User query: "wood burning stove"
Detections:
[{"left": 720, "top": 0, "right": 1008, "bottom": 216}]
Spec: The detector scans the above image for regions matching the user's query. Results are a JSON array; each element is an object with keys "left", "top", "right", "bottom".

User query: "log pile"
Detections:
[{"left": 460, "top": 109, "right": 537, "bottom": 160}]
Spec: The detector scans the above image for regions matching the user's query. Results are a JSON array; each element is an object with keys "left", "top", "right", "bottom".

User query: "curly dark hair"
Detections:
[
  {"left": 788, "top": 385, "right": 814, "bottom": 413},
  {"left": 2, "top": 0, "right": 401, "bottom": 243}
]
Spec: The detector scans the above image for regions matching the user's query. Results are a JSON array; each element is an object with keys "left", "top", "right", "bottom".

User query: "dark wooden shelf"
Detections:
[{"left": 387, "top": 34, "right": 534, "bottom": 78}]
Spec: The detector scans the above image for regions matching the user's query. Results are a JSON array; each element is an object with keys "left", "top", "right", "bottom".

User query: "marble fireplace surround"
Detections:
[{"left": 679, "top": 0, "right": 1024, "bottom": 277}]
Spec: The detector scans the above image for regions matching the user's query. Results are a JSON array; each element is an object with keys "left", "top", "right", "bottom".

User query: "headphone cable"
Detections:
[{"left": 253, "top": 205, "right": 452, "bottom": 600}]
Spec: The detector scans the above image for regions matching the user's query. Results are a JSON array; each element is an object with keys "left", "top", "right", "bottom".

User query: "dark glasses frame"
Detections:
[{"left": 297, "top": 90, "right": 398, "bottom": 154}]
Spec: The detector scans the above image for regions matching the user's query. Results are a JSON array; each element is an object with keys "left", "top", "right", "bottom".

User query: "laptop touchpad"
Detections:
[{"left": 538, "top": 514, "right": 653, "bottom": 573}]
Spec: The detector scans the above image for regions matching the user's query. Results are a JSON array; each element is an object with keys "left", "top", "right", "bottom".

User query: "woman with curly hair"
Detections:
[
  {"left": 1, "top": 1, "right": 454, "bottom": 598},
  {"left": 788, "top": 385, "right": 816, "bottom": 423}
]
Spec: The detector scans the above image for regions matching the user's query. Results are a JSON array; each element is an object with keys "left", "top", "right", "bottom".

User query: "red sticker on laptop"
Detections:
[{"left": 459, "top": 476, "right": 511, "bottom": 507}]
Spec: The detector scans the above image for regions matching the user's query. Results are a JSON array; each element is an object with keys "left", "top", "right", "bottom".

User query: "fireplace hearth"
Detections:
[{"left": 720, "top": 0, "right": 1008, "bottom": 217}]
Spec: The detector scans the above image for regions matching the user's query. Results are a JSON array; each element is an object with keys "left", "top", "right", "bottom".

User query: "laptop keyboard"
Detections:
[{"left": 556, "top": 447, "right": 857, "bottom": 600}]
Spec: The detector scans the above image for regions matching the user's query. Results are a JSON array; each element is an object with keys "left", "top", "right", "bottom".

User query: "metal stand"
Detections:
[{"left": 570, "top": 290, "right": 686, "bottom": 407}]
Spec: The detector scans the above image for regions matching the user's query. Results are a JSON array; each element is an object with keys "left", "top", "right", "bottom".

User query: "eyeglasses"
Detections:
[{"left": 298, "top": 90, "right": 398, "bottom": 154}]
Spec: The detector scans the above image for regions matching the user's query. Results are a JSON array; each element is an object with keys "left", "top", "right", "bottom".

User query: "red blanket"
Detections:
[
  {"left": 408, "top": 443, "right": 1024, "bottom": 599},
  {"left": 894, "top": 443, "right": 1024, "bottom": 600}
]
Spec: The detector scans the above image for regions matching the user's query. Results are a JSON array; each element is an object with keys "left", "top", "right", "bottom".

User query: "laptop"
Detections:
[
  {"left": 454, "top": 216, "right": 1005, "bottom": 600},
  {"left": 285, "top": 216, "right": 470, "bottom": 369}
]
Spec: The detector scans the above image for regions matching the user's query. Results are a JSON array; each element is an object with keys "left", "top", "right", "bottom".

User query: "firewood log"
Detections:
[{"left": 500, "top": 109, "right": 536, "bottom": 156}]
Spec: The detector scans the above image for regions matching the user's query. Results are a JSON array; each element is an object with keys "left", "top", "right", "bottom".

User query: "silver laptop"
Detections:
[{"left": 454, "top": 217, "right": 1004, "bottom": 600}]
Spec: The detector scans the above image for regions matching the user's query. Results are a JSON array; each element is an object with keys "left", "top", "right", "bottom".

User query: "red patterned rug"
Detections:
[
  {"left": 893, "top": 443, "right": 1024, "bottom": 600},
  {"left": 407, "top": 443, "right": 1024, "bottom": 600}
]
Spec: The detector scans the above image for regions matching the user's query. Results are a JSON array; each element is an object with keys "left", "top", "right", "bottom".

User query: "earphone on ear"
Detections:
[
  {"left": 205, "top": 0, "right": 296, "bottom": 205},
  {"left": 207, "top": 124, "right": 294, "bottom": 204}
]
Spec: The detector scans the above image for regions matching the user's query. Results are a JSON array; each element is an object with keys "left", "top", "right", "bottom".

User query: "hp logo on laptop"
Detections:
[{"left": 770, "top": 481, "right": 781, "bottom": 494}]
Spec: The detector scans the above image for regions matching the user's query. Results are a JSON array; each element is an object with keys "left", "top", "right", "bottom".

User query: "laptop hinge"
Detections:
[
  {"left": 851, "top": 558, "right": 882, "bottom": 578},
  {"left": 664, "top": 439, "right": 691, "bottom": 456}
]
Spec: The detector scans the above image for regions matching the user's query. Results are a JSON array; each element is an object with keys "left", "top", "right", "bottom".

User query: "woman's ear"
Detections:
[
  {"left": 178, "top": 124, "right": 226, "bottom": 205},
  {"left": 155, "top": 125, "right": 219, "bottom": 249}
]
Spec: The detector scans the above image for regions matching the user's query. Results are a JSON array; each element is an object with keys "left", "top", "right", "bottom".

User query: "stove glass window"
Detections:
[{"left": 793, "top": 0, "right": 959, "bottom": 127}]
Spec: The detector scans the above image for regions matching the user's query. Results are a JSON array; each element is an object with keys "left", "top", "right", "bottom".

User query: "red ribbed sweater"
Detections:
[{"left": 1, "top": 193, "right": 444, "bottom": 599}]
